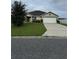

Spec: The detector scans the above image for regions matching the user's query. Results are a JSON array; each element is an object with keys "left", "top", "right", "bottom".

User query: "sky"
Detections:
[{"left": 11, "top": 0, "right": 67, "bottom": 18}]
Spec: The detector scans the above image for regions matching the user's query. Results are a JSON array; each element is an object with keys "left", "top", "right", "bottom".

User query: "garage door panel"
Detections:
[{"left": 43, "top": 18, "right": 56, "bottom": 23}]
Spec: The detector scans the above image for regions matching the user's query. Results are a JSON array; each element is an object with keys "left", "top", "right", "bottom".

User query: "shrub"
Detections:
[
  {"left": 36, "top": 20, "right": 41, "bottom": 23},
  {"left": 40, "top": 19, "right": 43, "bottom": 23},
  {"left": 32, "top": 19, "right": 43, "bottom": 23},
  {"left": 57, "top": 20, "right": 60, "bottom": 24}
]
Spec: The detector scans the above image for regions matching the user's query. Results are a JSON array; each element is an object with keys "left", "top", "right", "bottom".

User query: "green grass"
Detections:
[{"left": 11, "top": 23, "right": 47, "bottom": 36}]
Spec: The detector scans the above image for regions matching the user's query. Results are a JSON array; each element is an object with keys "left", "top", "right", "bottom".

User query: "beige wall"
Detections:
[
  {"left": 36, "top": 16, "right": 42, "bottom": 20},
  {"left": 43, "top": 13, "right": 57, "bottom": 18}
]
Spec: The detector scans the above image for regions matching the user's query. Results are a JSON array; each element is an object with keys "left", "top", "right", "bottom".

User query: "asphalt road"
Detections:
[{"left": 11, "top": 37, "right": 67, "bottom": 59}]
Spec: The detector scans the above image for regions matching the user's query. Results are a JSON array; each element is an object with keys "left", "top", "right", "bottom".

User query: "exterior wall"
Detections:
[
  {"left": 30, "top": 16, "right": 32, "bottom": 22},
  {"left": 36, "top": 16, "right": 42, "bottom": 20},
  {"left": 43, "top": 13, "right": 58, "bottom": 18}
]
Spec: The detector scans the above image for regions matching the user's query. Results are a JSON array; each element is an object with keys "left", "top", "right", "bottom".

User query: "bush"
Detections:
[
  {"left": 32, "top": 20, "right": 35, "bottom": 22},
  {"left": 32, "top": 19, "right": 43, "bottom": 23},
  {"left": 33, "top": 20, "right": 41, "bottom": 23},
  {"left": 57, "top": 20, "right": 60, "bottom": 24},
  {"left": 40, "top": 19, "right": 43, "bottom": 23}
]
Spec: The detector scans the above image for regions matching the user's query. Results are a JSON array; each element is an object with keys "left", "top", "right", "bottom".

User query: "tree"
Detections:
[{"left": 11, "top": 1, "right": 26, "bottom": 26}]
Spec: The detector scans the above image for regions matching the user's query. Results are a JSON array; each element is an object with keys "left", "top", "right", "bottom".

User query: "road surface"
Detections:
[{"left": 11, "top": 37, "right": 67, "bottom": 59}]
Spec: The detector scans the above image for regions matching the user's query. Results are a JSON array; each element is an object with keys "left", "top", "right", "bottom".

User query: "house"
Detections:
[
  {"left": 58, "top": 18, "right": 67, "bottom": 24},
  {"left": 26, "top": 10, "right": 59, "bottom": 23}
]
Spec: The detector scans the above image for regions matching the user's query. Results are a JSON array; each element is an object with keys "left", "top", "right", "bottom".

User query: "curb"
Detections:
[{"left": 11, "top": 36, "right": 67, "bottom": 39}]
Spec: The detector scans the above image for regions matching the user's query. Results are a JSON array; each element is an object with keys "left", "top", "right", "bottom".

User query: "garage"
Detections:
[
  {"left": 42, "top": 12, "right": 58, "bottom": 23},
  {"left": 43, "top": 18, "right": 56, "bottom": 23}
]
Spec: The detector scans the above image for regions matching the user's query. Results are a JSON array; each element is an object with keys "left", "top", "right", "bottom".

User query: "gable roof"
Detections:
[
  {"left": 28, "top": 10, "right": 46, "bottom": 16},
  {"left": 28, "top": 10, "right": 59, "bottom": 17},
  {"left": 47, "top": 12, "right": 59, "bottom": 17}
]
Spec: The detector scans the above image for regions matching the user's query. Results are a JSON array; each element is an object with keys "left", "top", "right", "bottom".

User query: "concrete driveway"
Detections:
[{"left": 43, "top": 23, "right": 67, "bottom": 37}]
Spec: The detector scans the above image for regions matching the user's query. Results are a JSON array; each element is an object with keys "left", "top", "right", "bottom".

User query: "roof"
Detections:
[
  {"left": 28, "top": 10, "right": 46, "bottom": 16},
  {"left": 47, "top": 12, "right": 59, "bottom": 17},
  {"left": 28, "top": 10, "right": 59, "bottom": 17},
  {"left": 58, "top": 18, "right": 67, "bottom": 20}
]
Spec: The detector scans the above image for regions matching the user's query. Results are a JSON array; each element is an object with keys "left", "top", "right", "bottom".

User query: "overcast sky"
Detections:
[{"left": 11, "top": 0, "right": 67, "bottom": 18}]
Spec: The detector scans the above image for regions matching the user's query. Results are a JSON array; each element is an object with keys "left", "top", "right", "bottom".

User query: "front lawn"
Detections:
[{"left": 11, "top": 23, "right": 47, "bottom": 36}]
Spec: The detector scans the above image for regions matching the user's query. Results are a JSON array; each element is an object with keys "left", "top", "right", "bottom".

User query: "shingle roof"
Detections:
[
  {"left": 48, "top": 12, "right": 59, "bottom": 17},
  {"left": 28, "top": 10, "right": 59, "bottom": 17},
  {"left": 28, "top": 10, "right": 46, "bottom": 16}
]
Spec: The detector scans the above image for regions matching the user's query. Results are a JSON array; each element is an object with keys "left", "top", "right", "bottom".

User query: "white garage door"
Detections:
[{"left": 43, "top": 18, "right": 56, "bottom": 23}]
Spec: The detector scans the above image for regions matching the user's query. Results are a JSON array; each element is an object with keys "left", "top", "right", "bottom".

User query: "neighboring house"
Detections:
[
  {"left": 26, "top": 10, "right": 59, "bottom": 23},
  {"left": 58, "top": 18, "right": 67, "bottom": 24}
]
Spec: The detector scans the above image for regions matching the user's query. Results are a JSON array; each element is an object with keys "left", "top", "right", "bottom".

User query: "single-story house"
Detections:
[
  {"left": 58, "top": 18, "right": 67, "bottom": 24},
  {"left": 26, "top": 10, "right": 59, "bottom": 23}
]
